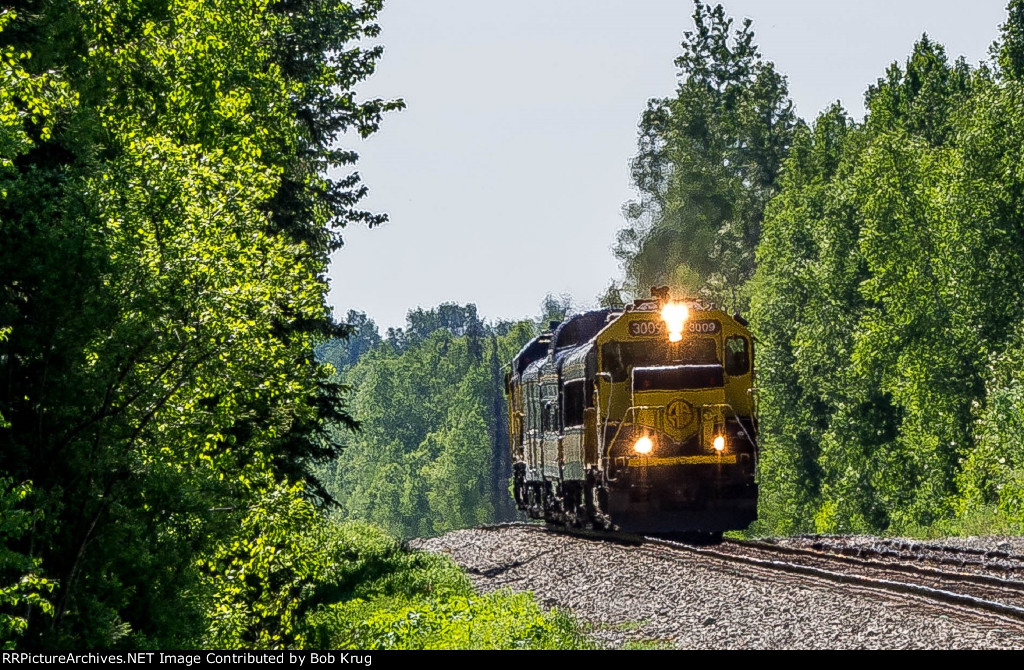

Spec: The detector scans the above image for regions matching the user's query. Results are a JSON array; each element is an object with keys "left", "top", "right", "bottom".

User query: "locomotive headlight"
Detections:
[
  {"left": 634, "top": 436, "right": 653, "bottom": 454},
  {"left": 661, "top": 302, "right": 689, "bottom": 343},
  {"left": 713, "top": 435, "right": 725, "bottom": 452}
]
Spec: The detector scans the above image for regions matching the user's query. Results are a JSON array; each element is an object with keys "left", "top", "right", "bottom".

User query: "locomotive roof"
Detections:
[
  {"left": 510, "top": 308, "right": 620, "bottom": 377},
  {"left": 510, "top": 334, "right": 550, "bottom": 377},
  {"left": 552, "top": 308, "right": 621, "bottom": 352},
  {"left": 510, "top": 303, "right": 753, "bottom": 378}
]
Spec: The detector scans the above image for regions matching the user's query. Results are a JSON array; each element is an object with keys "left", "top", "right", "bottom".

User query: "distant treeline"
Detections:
[{"left": 317, "top": 306, "right": 549, "bottom": 538}]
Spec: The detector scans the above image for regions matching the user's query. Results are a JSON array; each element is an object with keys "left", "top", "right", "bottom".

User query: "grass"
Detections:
[
  {"left": 894, "top": 505, "right": 1024, "bottom": 540},
  {"left": 593, "top": 620, "right": 677, "bottom": 650},
  {"left": 740, "top": 501, "right": 1024, "bottom": 542},
  {"left": 301, "top": 521, "right": 595, "bottom": 650}
]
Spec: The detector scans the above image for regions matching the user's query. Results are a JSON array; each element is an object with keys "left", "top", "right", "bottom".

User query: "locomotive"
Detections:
[{"left": 505, "top": 288, "right": 758, "bottom": 537}]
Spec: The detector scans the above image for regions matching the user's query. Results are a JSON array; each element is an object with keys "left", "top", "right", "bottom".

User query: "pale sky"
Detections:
[{"left": 327, "top": 0, "right": 1009, "bottom": 331}]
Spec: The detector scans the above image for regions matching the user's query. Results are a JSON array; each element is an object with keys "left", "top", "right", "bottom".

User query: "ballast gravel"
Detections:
[{"left": 409, "top": 526, "right": 1024, "bottom": 649}]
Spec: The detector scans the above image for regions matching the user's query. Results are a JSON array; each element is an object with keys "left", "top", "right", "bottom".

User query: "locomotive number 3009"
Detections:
[
  {"left": 628, "top": 320, "right": 664, "bottom": 336},
  {"left": 628, "top": 320, "right": 721, "bottom": 337}
]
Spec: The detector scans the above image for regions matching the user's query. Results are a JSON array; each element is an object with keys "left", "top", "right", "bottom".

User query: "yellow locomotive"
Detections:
[{"left": 505, "top": 288, "right": 758, "bottom": 537}]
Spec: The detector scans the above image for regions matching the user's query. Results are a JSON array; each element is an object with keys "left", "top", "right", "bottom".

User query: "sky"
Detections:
[{"left": 327, "top": 0, "right": 1010, "bottom": 332}]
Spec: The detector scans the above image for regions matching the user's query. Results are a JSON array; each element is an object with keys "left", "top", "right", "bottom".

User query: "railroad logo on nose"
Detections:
[{"left": 666, "top": 399, "right": 694, "bottom": 429}]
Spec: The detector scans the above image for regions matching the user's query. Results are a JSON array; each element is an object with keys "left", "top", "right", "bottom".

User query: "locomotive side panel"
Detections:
[
  {"left": 539, "top": 362, "right": 561, "bottom": 481},
  {"left": 560, "top": 346, "right": 592, "bottom": 482},
  {"left": 521, "top": 367, "right": 543, "bottom": 483}
]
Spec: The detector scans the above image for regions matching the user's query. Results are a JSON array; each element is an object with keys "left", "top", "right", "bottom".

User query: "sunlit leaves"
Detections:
[
  {"left": 0, "top": 0, "right": 396, "bottom": 647},
  {"left": 753, "top": 24, "right": 1024, "bottom": 534},
  {"left": 0, "top": 479, "right": 56, "bottom": 650}
]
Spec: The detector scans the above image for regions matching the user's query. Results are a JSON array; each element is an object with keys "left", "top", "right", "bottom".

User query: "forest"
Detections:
[{"left": 3, "top": 0, "right": 1024, "bottom": 652}]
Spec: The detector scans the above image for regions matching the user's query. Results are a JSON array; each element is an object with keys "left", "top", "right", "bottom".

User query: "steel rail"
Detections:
[
  {"left": 722, "top": 538, "right": 1024, "bottom": 591},
  {"left": 787, "top": 534, "right": 1024, "bottom": 564},
  {"left": 644, "top": 535, "right": 1024, "bottom": 625},
  {"left": 479, "top": 522, "right": 1024, "bottom": 625}
]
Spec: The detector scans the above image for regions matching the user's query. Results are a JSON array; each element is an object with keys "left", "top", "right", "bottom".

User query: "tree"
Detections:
[
  {"left": 998, "top": 0, "right": 1024, "bottom": 80},
  {"left": 323, "top": 307, "right": 535, "bottom": 538},
  {"left": 616, "top": 1, "right": 795, "bottom": 312},
  {"left": 317, "top": 310, "right": 383, "bottom": 373},
  {"left": 0, "top": 0, "right": 399, "bottom": 647},
  {"left": 752, "top": 17, "right": 1024, "bottom": 533},
  {"left": 537, "top": 293, "right": 574, "bottom": 328}
]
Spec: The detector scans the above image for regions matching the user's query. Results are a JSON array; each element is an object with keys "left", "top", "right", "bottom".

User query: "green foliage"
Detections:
[
  {"left": 318, "top": 311, "right": 382, "bottom": 374},
  {"left": 0, "top": 480, "right": 55, "bottom": 650},
  {"left": 616, "top": 1, "right": 796, "bottom": 312},
  {"left": 302, "top": 522, "right": 592, "bottom": 650},
  {"left": 0, "top": 9, "right": 72, "bottom": 166},
  {"left": 308, "top": 521, "right": 472, "bottom": 605},
  {"left": 199, "top": 480, "right": 329, "bottom": 650},
  {"left": 0, "top": 9, "right": 69, "bottom": 649},
  {"left": 341, "top": 593, "right": 588, "bottom": 650},
  {"left": 864, "top": 37, "right": 971, "bottom": 146},
  {"left": 752, "top": 9, "right": 1024, "bottom": 535},
  {"left": 998, "top": 0, "right": 1024, "bottom": 80},
  {"left": 0, "top": 0, "right": 399, "bottom": 648},
  {"left": 959, "top": 323, "right": 1024, "bottom": 526},
  {"left": 322, "top": 307, "right": 534, "bottom": 538}
]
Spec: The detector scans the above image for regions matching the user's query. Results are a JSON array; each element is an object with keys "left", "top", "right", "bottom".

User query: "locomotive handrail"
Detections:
[
  {"left": 703, "top": 402, "right": 760, "bottom": 474},
  {"left": 602, "top": 404, "right": 665, "bottom": 481},
  {"left": 511, "top": 410, "right": 525, "bottom": 460},
  {"left": 595, "top": 371, "right": 614, "bottom": 464},
  {"left": 747, "top": 387, "right": 761, "bottom": 439}
]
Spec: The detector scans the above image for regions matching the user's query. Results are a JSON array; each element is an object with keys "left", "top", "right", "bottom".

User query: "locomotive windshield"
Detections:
[
  {"left": 725, "top": 336, "right": 750, "bottom": 376},
  {"left": 601, "top": 338, "right": 718, "bottom": 382}
]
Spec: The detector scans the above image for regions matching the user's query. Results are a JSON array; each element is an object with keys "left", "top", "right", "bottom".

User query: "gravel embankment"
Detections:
[{"left": 410, "top": 526, "right": 1024, "bottom": 649}]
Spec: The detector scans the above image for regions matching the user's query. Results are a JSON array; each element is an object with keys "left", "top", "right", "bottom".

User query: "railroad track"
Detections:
[
  {"left": 483, "top": 523, "right": 1024, "bottom": 628},
  {"left": 645, "top": 536, "right": 1024, "bottom": 626},
  {"left": 723, "top": 538, "right": 1024, "bottom": 587},
  {"left": 774, "top": 535, "right": 1024, "bottom": 574}
]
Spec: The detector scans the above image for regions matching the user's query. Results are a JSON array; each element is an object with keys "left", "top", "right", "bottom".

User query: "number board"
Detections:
[
  {"left": 686, "top": 320, "right": 721, "bottom": 335},
  {"left": 627, "top": 319, "right": 721, "bottom": 337},
  {"left": 627, "top": 320, "right": 665, "bottom": 337}
]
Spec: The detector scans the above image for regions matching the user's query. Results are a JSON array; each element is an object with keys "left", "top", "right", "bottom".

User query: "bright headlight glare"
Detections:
[
  {"left": 661, "top": 302, "right": 689, "bottom": 343},
  {"left": 634, "top": 436, "right": 653, "bottom": 454},
  {"left": 713, "top": 435, "right": 725, "bottom": 452}
]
